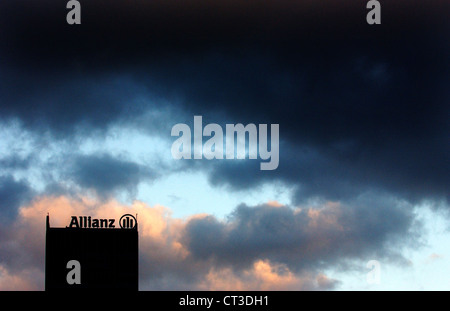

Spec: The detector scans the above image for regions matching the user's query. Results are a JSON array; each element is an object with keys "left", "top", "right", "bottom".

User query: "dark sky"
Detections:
[{"left": 0, "top": 0, "right": 448, "bottom": 290}]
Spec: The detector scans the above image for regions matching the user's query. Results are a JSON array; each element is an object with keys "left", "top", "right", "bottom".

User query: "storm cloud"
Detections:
[
  {"left": 184, "top": 198, "right": 418, "bottom": 272},
  {"left": 1, "top": 0, "right": 447, "bottom": 205}
]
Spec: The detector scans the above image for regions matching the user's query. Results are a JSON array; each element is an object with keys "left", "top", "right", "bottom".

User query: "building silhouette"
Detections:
[{"left": 45, "top": 214, "right": 138, "bottom": 290}]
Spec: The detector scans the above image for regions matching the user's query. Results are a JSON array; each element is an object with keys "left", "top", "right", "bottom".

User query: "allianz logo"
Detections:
[{"left": 67, "top": 214, "right": 137, "bottom": 229}]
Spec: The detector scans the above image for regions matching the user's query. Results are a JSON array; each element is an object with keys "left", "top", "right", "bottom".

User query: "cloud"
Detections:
[
  {"left": 0, "top": 0, "right": 447, "bottom": 208},
  {"left": 426, "top": 253, "right": 443, "bottom": 264},
  {"left": 183, "top": 197, "right": 419, "bottom": 272},
  {"left": 0, "top": 265, "right": 42, "bottom": 291},
  {"left": 197, "top": 260, "right": 340, "bottom": 291},
  {"left": 68, "top": 153, "right": 156, "bottom": 198},
  {"left": 0, "top": 175, "right": 33, "bottom": 223},
  {"left": 0, "top": 155, "right": 32, "bottom": 171},
  {"left": 0, "top": 195, "right": 422, "bottom": 290}
]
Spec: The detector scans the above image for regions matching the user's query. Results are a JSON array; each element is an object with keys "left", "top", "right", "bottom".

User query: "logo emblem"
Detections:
[{"left": 119, "top": 214, "right": 137, "bottom": 229}]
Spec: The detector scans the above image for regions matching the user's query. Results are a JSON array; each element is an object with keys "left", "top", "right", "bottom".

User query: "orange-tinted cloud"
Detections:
[
  {"left": 1, "top": 195, "right": 410, "bottom": 290},
  {"left": 198, "top": 260, "right": 338, "bottom": 291}
]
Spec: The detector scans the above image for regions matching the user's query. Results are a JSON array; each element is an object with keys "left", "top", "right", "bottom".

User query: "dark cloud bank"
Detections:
[
  {"left": 184, "top": 199, "right": 418, "bottom": 271},
  {"left": 1, "top": 0, "right": 448, "bottom": 205},
  {"left": 136, "top": 197, "right": 419, "bottom": 290}
]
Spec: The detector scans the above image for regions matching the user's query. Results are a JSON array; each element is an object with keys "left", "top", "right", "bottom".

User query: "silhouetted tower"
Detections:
[{"left": 45, "top": 214, "right": 138, "bottom": 290}]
